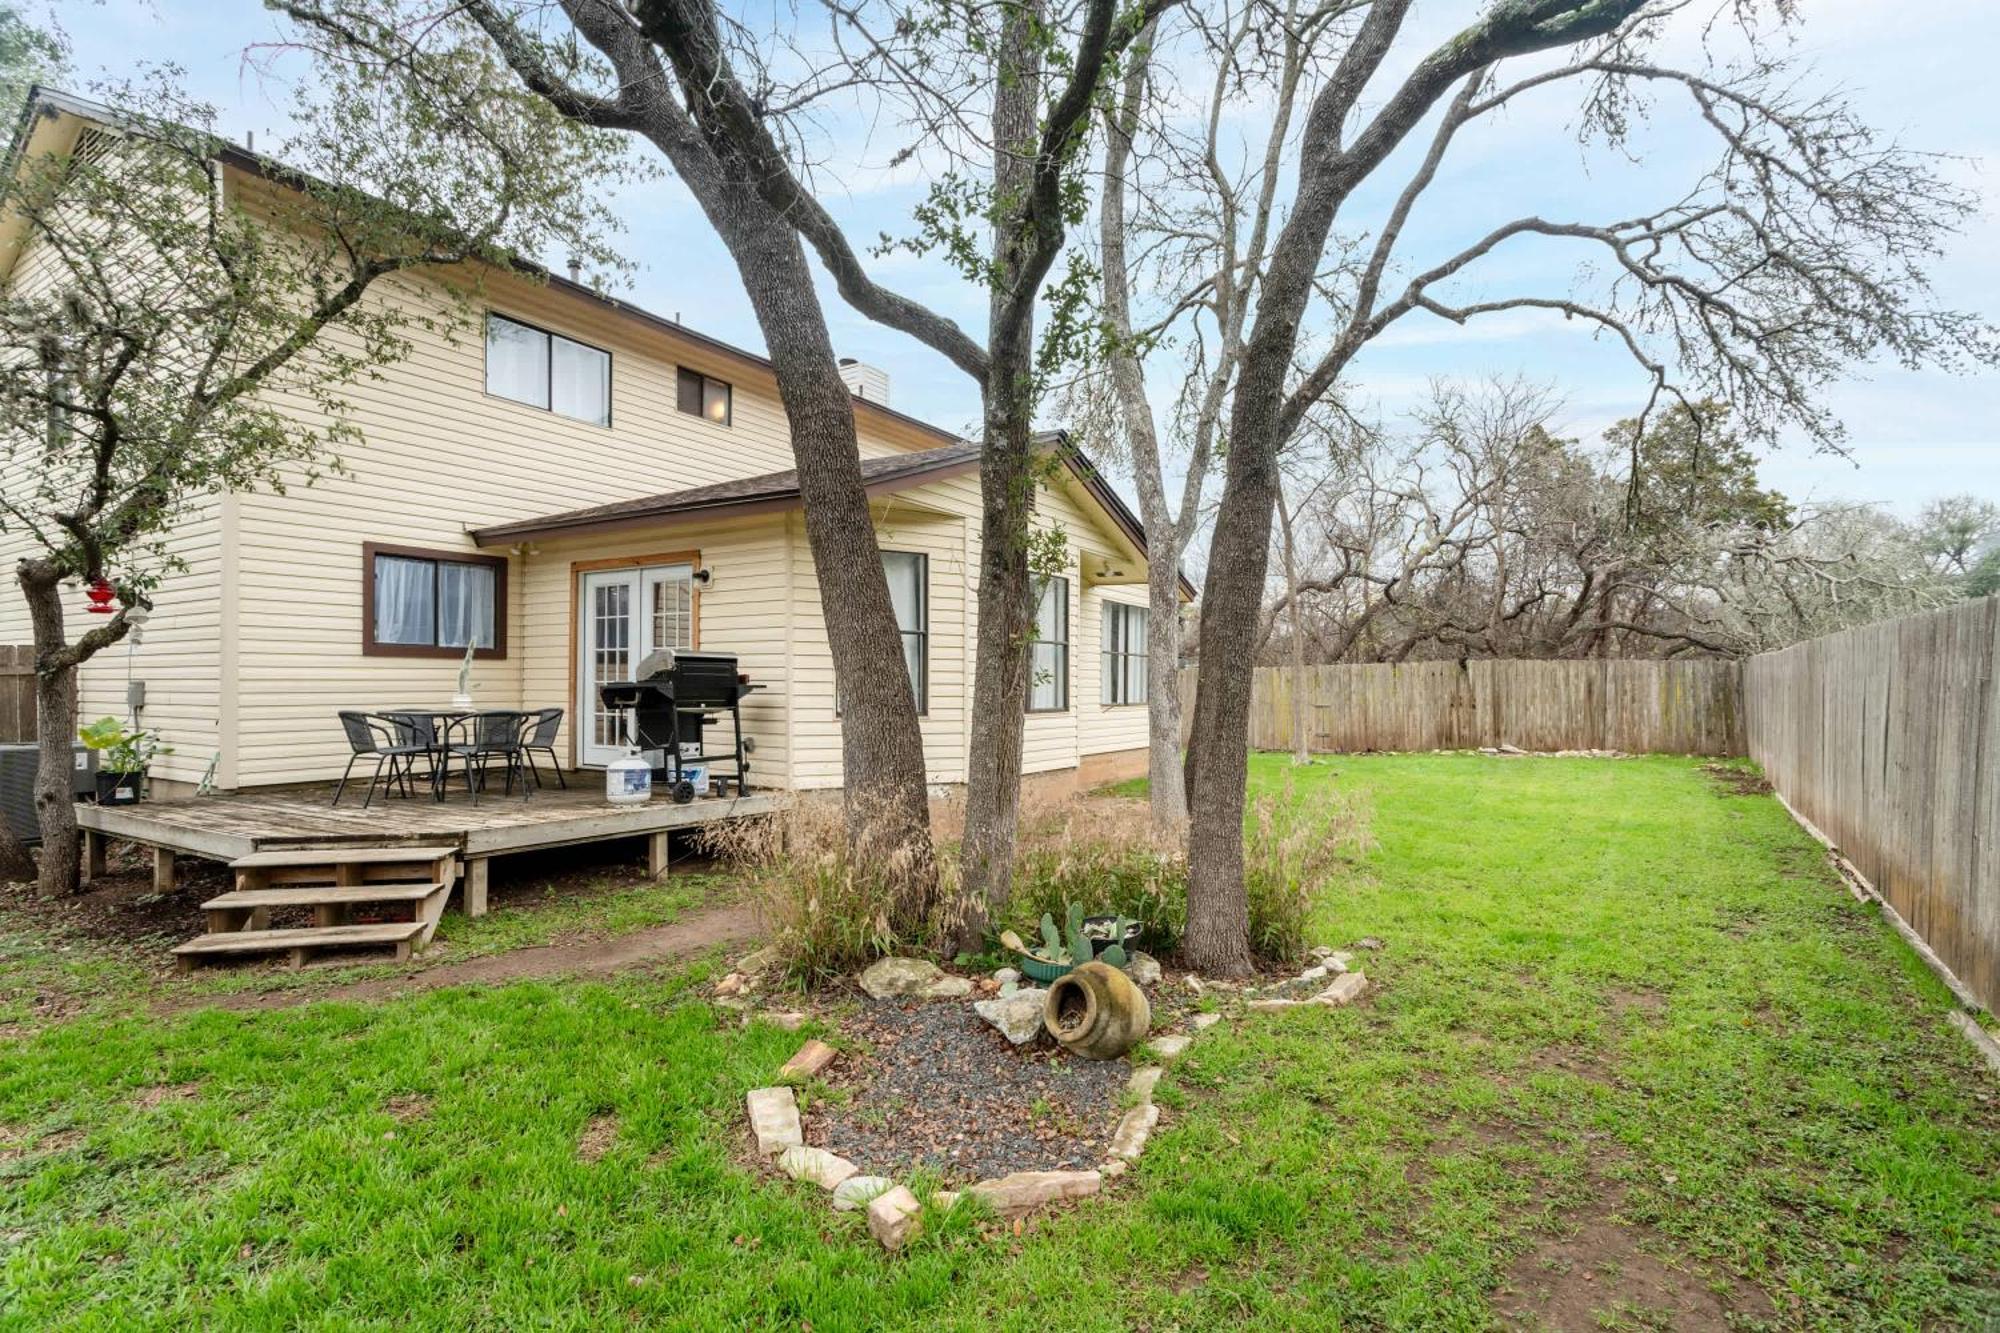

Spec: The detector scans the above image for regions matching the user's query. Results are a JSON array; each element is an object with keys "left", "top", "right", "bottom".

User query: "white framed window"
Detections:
[
  {"left": 1027, "top": 576, "right": 1069, "bottom": 713},
  {"left": 883, "top": 550, "right": 928, "bottom": 714},
  {"left": 485, "top": 313, "right": 611, "bottom": 426},
  {"left": 1101, "top": 602, "right": 1149, "bottom": 705}
]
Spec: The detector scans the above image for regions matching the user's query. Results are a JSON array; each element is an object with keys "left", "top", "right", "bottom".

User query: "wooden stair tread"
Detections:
[
  {"left": 230, "top": 845, "right": 456, "bottom": 869},
  {"left": 201, "top": 884, "right": 444, "bottom": 911},
  {"left": 173, "top": 921, "right": 426, "bottom": 955}
]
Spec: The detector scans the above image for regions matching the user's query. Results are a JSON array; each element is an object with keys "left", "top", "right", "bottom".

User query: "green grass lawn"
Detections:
[{"left": 2, "top": 755, "right": 1995, "bottom": 1329}]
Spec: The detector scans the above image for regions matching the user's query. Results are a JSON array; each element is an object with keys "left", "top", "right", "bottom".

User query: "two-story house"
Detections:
[{"left": 0, "top": 89, "right": 1185, "bottom": 802}]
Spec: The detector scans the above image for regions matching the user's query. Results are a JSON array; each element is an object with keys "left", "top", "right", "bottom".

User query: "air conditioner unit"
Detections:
[{"left": 0, "top": 744, "right": 96, "bottom": 844}]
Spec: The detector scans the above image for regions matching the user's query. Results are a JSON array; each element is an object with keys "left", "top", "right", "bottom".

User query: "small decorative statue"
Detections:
[{"left": 452, "top": 639, "right": 475, "bottom": 707}]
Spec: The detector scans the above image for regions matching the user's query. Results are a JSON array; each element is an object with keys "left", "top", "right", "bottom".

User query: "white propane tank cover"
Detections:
[{"left": 606, "top": 749, "right": 652, "bottom": 804}]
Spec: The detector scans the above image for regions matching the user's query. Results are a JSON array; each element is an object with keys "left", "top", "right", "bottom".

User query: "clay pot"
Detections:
[{"left": 1043, "top": 961, "right": 1152, "bottom": 1060}]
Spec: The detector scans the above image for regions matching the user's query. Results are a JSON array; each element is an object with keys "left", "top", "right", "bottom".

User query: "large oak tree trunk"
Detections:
[
  {"left": 1181, "top": 354, "right": 1289, "bottom": 978},
  {"left": 952, "top": 0, "right": 1043, "bottom": 950},
  {"left": 720, "top": 208, "right": 938, "bottom": 926},
  {"left": 21, "top": 569, "right": 79, "bottom": 899},
  {"left": 1144, "top": 549, "right": 1187, "bottom": 829}
]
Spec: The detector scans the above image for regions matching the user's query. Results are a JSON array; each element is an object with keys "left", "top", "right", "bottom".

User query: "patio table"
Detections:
[{"left": 379, "top": 709, "right": 531, "bottom": 804}]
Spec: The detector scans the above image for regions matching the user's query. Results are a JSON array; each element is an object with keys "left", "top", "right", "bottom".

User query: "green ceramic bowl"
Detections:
[{"left": 1015, "top": 952, "right": 1076, "bottom": 984}]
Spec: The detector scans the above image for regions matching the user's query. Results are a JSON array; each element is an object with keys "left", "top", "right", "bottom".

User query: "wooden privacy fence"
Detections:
[
  {"left": 1745, "top": 597, "right": 1999, "bottom": 1014},
  {"left": 0, "top": 645, "right": 30, "bottom": 743},
  {"left": 1180, "top": 658, "right": 1746, "bottom": 757}
]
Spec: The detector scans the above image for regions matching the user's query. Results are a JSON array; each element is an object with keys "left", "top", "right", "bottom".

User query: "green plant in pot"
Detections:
[
  {"left": 78, "top": 716, "right": 172, "bottom": 805},
  {"left": 1000, "top": 903, "right": 1136, "bottom": 982}
]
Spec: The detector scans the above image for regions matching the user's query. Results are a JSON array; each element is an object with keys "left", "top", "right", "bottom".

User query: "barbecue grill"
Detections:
[{"left": 598, "top": 649, "right": 761, "bottom": 802}]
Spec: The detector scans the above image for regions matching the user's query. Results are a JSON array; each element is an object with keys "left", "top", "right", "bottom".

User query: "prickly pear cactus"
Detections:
[
  {"left": 1100, "top": 943, "right": 1128, "bottom": 968},
  {"left": 1065, "top": 902, "right": 1092, "bottom": 966},
  {"left": 1039, "top": 913, "right": 1063, "bottom": 959}
]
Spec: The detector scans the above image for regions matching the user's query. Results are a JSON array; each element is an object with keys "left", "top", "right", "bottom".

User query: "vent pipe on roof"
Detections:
[
  {"left": 838, "top": 357, "right": 891, "bottom": 407},
  {"left": 566, "top": 256, "right": 582, "bottom": 282}
]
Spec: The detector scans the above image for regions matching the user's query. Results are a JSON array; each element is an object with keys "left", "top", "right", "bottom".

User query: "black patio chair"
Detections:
[
  {"left": 439, "top": 710, "right": 531, "bottom": 805},
  {"left": 332, "top": 711, "right": 431, "bottom": 808},
  {"left": 521, "top": 707, "right": 567, "bottom": 791},
  {"left": 379, "top": 711, "right": 447, "bottom": 796}
]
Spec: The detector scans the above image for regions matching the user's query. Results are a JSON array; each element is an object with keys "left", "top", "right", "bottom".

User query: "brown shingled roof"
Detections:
[{"left": 469, "top": 442, "right": 982, "bottom": 545}]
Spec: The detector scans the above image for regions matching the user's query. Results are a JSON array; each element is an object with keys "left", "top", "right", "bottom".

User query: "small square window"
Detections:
[{"left": 677, "top": 366, "right": 732, "bottom": 426}]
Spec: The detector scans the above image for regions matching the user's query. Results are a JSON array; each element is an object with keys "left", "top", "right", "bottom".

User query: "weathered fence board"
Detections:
[
  {"left": 0, "top": 645, "right": 31, "bottom": 743},
  {"left": 1180, "top": 658, "right": 1745, "bottom": 757},
  {"left": 1745, "top": 597, "right": 2000, "bottom": 1014}
]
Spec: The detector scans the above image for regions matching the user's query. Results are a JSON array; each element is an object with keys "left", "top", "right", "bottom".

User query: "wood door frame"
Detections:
[{"left": 566, "top": 549, "right": 701, "bottom": 768}]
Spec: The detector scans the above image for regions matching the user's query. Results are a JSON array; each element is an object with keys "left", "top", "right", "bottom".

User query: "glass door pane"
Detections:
[{"left": 581, "top": 570, "right": 637, "bottom": 764}]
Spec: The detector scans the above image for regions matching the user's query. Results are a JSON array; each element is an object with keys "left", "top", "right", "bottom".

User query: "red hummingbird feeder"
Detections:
[{"left": 84, "top": 577, "right": 116, "bottom": 615}]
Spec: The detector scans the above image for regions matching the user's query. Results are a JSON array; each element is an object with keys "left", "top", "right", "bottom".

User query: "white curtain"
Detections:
[
  {"left": 486, "top": 316, "right": 549, "bottom": 408},
  {"left": 882, "top": 551, "right": 926, "bottom": 708},
  {"left": 374, "top": 555, "right": 434, "bottom": 645},
  {"left": 1028, "top": 577, "right": 1068, "bottom": 711},
  {"left": 551, "top": 336, "right": 610, "bottom": 426},
  {"left": 439, "top": 563, "right": 496, "bottom": 648}
]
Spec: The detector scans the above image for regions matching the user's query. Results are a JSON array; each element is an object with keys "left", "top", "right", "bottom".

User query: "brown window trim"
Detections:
[{"left": 362, "top": 541, "right": 510, "bottom": 660}]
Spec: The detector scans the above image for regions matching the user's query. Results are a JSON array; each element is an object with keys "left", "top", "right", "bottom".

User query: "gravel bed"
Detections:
[{"left": 808, "top": 999, "right": 1130, "bottom": 1183}]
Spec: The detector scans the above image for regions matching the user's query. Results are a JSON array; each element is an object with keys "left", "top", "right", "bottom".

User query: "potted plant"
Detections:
[
  {"left": 78, "top": 716, "right": 172, "bottom": 805},
  {"left": 1000, "top": 903, "right": 1138, "bottom": 983}
]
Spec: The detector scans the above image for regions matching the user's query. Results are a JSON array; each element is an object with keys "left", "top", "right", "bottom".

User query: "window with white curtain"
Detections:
[
  {"left": 366, "top": 545, "right": 506, "bottom": 657},
  {"left": 1026, "top": 576, "right": 1069, "bottom": 713},
  {"left": 882, "top": 550, "right": 927, "bottom": 713},
  {"left": 485, "top": 313, "right": 611, "bottom": 426},
  {"left": 1101, "top": 602, "right": 1149, "bottom": 705}
]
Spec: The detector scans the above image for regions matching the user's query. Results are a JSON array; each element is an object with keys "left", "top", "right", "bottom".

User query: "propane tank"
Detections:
[{"left": 605, "top": 748, "right": 652, "bottom": 804}]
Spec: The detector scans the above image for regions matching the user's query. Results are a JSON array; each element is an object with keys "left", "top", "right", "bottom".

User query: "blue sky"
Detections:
[{"left": 51, "top": 0, "right": 2000, "bottom": 517}]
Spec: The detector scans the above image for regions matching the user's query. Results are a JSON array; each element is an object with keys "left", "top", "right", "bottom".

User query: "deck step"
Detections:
[
  {"left": 230, "top": 845, "right": 456, "bottom": 869},
  {"left": 173, "top": 921, "right": 426, "bottom": 970},
  {"left": 201, "top": 883, "right": 444, "bottom": 911}
]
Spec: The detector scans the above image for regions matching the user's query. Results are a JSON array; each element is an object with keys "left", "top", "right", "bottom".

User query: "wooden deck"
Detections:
[{"left": 77, "top": 782, "right": 777, "bottom": 916}]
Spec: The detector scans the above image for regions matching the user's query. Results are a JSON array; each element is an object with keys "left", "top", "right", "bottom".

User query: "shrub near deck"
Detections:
[{"left": 0, "top": 755, "right": 1995, "bottom": 1329}]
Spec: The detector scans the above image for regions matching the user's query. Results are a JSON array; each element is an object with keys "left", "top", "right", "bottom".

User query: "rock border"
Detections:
[{"left": 736, "top": 944, "right": 1380, "bottom": 1252}]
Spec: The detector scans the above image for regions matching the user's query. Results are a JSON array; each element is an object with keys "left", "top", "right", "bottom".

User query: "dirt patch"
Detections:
[
  {"left": 384, "top": 1094, "right": 432, "bottom": 1123},
  {"left": 133, "top": 1082, "right": 200, "bottom": 1110},
  {"left": 1608, "top": 988, "right": 1666, "bottom": 1021},
  {"left": 1702, "top": 763, "right": 1773, "bottom": 797},
  {"left": 164, "top": 900, "right": 759, "bottom": 1014},
  {"left": 1526, "top": 1043, "right": 1617, "bottom": 1086},
  {"left": 809, "top": 999, "right": 1129, "bottom": 1185},
  {"left": 3, "top": 849, "right": 228, "bottom": 950},
  {"left": 1497, "top": 1182, "right": 1774, "bottom": 1330},
  {"left": 577, "top": 1113, "right": 619, "bottom": 1162}
]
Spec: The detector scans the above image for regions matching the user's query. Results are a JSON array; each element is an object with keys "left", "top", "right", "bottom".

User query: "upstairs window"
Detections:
[
  {"left": 1101, "top": 602, "right": 1149, "bottom": 705},
  {"left": 677, "top": 366, "right": 733, "bottom": 426},
  {"left": 485, "top": 313, "right": 610, "bottom": 426},
  {"left": 364, "top": 543, "right": 507, "bottom": 659},
  {"left": 1026, "top": 576, "right": 1069, "bottom": 713}
]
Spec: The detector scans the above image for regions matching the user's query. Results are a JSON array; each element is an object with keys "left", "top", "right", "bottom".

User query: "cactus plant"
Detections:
[{"left": 1064, "top": 902, "right": 1092, "bottom": 968}]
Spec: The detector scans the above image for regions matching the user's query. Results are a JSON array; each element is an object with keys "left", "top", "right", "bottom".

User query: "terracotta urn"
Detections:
[{"left": 1043, "top": 960, "right": 1152, "bottom": 1059}]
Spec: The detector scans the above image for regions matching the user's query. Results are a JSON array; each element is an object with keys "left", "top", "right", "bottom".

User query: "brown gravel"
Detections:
[{"left": 808, "top": 998, "right": 1131, "bottom": 1184}]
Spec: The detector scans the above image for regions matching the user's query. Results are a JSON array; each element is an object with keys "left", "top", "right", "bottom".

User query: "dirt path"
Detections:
[{"left": 169, "top": 901, "right": 761, "bottom": 1014}]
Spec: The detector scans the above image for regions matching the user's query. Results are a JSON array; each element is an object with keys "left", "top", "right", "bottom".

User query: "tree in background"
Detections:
[
  {"left": 1259, "top": 384, "right": 1959, "bottom": 665},
  {"left": 1169, "top": 0, "right": 1997, "bottom": 975},
  {"left": 0, "top": 69, "right": 621, "bottom": 896},
  {"left": 1915, "top": 495, "right": 2000, "bottom": 583}
]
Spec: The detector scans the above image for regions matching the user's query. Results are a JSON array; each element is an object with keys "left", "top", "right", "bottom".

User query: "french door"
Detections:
[{"left": 577, "top": 563, "right": 695, "bottom": 767}]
